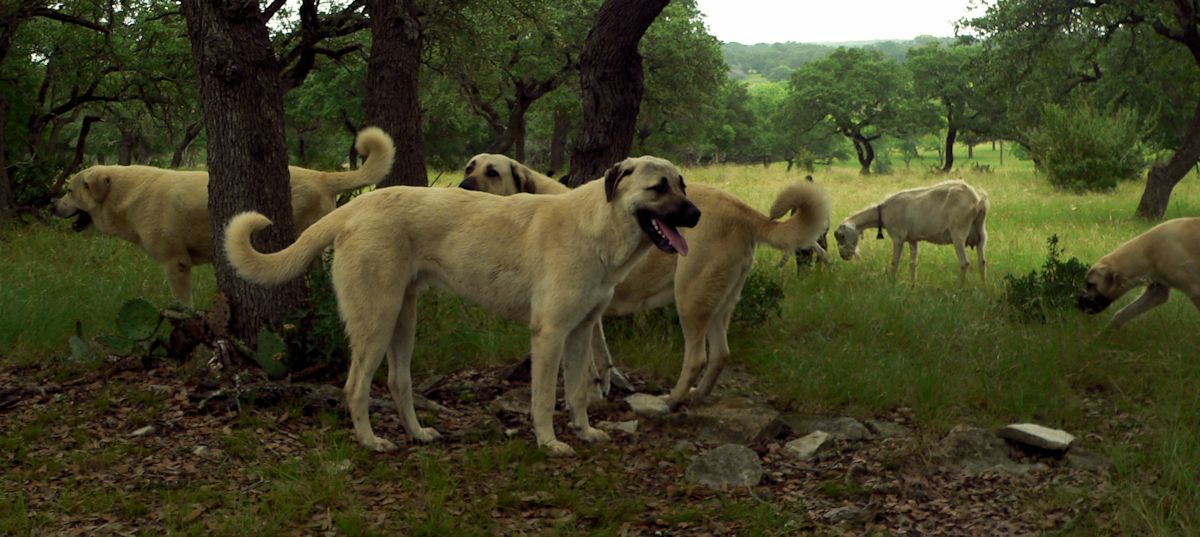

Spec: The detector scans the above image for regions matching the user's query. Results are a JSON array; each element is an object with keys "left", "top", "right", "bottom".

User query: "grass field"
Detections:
[{"left": 2, "top": 146, "right": 1200, "bottom": 534}]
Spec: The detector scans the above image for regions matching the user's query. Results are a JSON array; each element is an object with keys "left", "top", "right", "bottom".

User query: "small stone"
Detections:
[
  {"left": 326, "top": 459, "right": 353, "bottom": 474},
  {"left": 685, "top": 444, "right": 763, "bottom": 489},
  {"left": 778, "top": 415, "right": 872, "bottom": 441},
  {"left": 998, "top": 423, "right": 1075, "bottom": 452},
  {"left": 597, "top": 420, "right": 638, "bottom": 434},
  {"left": 864, "top": 419, "right": 912, "bottom": 439},
  {"left": 129, "top": 425, "right": 155, "bottom": 438},
  {"left": 934, "top": 425, "right": 1036, "bottom": 474},
  {"left": 823, "top": 505, "right": 870, "bottom": 524},
  {"left": 625, "top": 393, "right": 670, "bottom": 418},
  {"left": 191, "top": 445, "right": 209, "bottom": 456},
  {"left": 489, "top": 387, "right": 530, "bottom": 415},
  {"left": 1065, "top": 447, "right": 1112, "bottom": 473},
  {"left": 687, "top": 396, "right": 783, "bottom": 445},
  {"left": 503, "top": 428, "right": 520, "bottom": 438},
  {"left": 784, "top": 431, "right": 830, "bottom": 460}
]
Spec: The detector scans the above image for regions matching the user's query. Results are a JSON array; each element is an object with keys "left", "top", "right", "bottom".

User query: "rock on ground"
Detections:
[
  {"left": 784, "top": 430, "right": 831, "bottom": 460},
  {"left": 997, "top": 423, "right": 1075, "bottom": 452},
  {"left": 685, "top": 444, "right": 763, "bottom": 489},
  {"left": 934, "top": 425, "right": 1040, "bottom": 474},
  {"left": 778, "top": 415, "right": 873, "bottom": 441},
  {"left": 686, "top": 396, "right": 783, "bottom": 445},
  {"left": 625, "top": 393, "right": 670, "bottom": 418}
]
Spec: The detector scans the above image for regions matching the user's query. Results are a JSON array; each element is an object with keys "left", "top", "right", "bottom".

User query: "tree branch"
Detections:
[{"left": 30, "top": 7, "right": 109, "bottom": 34}]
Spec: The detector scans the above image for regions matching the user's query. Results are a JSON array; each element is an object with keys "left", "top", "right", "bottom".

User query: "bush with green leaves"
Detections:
[
  {"left": 1002, "top": 235, "right": 1090, "bottom": 323},
  {"left": 1026, "top": 104, "right": 1146, "bottom": 192},
  {"left": 733, "top": 269, "right": 784, "bottom": 325}
]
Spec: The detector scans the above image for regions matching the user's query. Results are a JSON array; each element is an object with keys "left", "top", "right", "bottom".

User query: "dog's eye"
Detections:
[
  {"left": 465, "top": 163, "right": 475, "bottom": 174},
  {"left": 648, "top": 178, "right": 669, "bottom": 194},
  {"left": 486, "top": 168, "right": 499, "bottom": 178}
]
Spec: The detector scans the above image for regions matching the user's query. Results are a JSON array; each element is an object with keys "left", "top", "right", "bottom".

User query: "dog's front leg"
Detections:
[
  {"left": 565, "top": 321, "right": 609, "bottom": 444},
  {"left": 164, "top": 258, "right": 193, "bottom": 307},
  {"left": 1107, "top": 283, "right": 1169, "bottom": 330},
  {"left": 530, "top": 325, "right": 574, "bottom": 456}
]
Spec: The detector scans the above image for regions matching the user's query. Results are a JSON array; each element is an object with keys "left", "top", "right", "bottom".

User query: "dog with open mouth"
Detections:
[
  {"left": 223, "top": 156, "right": 699, "bottom": 456},
  {"left": 51, "top": 127, "right": 395, "bottom": 307}
]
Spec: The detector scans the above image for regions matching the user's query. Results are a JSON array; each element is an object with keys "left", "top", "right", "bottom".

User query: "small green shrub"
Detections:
[
  {"left": 278, "top": 251, "right": 348, "bottom": 374},
  {"left": 1026, "top": 103, "right": 1146, "bottom": 192},
  {"left": 1002, "top": 235, "right": 1090, "bottom": 323},
  {"left": 733, "top": 269, "right": 784, "bottom": 326}
]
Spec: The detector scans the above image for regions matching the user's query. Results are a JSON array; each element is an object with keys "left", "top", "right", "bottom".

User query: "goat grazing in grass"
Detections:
[{"left": 833, "top": 180, "right": 989, "bottom": 285}]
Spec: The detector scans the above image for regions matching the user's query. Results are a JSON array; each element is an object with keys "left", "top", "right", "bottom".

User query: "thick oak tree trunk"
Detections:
[
  {"left": 851, "top": 135, "right": 875, "bottom": 175},
  {"left": 365, "top": 0, "right": 426, "bottom": 187},
  {"left": 548, "top": 110, "right": 570, "bottom": 176},
  {"left": 1136, "top": 98, "right": 1200, "bottom": 219},
  {"left": 564, "top": 0, "right": 670, "bottom": 187},
  {"left": 181, "top": 0, "right": 307, "bottom": 342}
]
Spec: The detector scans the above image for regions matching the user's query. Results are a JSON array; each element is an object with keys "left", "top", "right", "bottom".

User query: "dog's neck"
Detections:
[{"left": 566, "top": 180, "right": 654, "bottom": 275}]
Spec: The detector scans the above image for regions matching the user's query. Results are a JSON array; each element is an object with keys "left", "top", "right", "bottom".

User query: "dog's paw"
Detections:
[
  {"left": 539, "top": 439, "right": 576, "bottom": 457},
  {"left": 575, "top": 426, "right": 610, "bottom": 443},
  {"left": 411, "top": 427, "right": 442, "bottom": 443},
  {"left": 361, "top": 436, "right": 398, "bottom": 452}
]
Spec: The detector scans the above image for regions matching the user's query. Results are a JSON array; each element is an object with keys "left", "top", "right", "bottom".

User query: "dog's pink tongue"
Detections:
[{"left": 657, "top": 219, "right": 688, "bottom": 256}]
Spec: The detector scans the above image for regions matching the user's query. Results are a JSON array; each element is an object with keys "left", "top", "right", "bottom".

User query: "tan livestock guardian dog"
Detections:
[
  {"left": 51, "top": 127, "right": 395, "bottom": 307},
  {"left": 834, "top": 179, "right": 988, "bottom": 285},
  {"left": 459, "top": 154, "right": 830, "bottom": 408},
  {"left": 224, "top": 157, "right": 701, "bottom": 455},
  {"left": 1078, "top": 217, "right": 1200, "bottom": 329}
]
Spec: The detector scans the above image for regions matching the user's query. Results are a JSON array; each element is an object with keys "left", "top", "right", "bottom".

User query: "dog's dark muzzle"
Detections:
[
  {"left": 459, "top": 177, "right": 479, "bottom": 191},
  {"left": 666, "top": 201, "right": 701, "bottom": 229},
  {"left": 1077, "top": 293, "right": 1112, "bottom": 314}
]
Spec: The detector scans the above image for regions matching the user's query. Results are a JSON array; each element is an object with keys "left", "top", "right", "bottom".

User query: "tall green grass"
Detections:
[{"left": 2, "top": 147, "right": 1199, "bottom": 533}]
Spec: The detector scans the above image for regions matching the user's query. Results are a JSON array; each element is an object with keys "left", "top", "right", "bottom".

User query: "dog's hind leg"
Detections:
[
  {"left": 339, "top": 270, "right": 405, "bottom": 452},
  {"left": 387, "top": 288, "right": 441, "bottom": 443},
  {"left": 1107, "top": 283, "right": 1170, "bottom": 330},
  {"left": 666, "top": 307, "right": 713, "bottom": 409},
  {"left": 692, "top": 269, "right": 748, "bottom": 401}
]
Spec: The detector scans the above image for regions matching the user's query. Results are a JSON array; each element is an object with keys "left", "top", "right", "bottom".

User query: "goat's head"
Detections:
[{"left": 833, "top": 222, "right": 862, "bottom": 261}]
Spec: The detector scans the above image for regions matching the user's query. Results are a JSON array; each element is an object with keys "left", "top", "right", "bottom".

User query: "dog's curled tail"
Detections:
[
  {"left": 224, "top": 211, "right": 341, "bottom": 286},
  {"left": 760, "top": 181, "right": 832, "bottom": 252},
  {"left": 324, "top": 127, "right": 397, "bottom": 192}
]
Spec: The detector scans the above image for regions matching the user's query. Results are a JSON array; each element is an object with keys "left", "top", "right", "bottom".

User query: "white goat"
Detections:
[{"left": 833, "top": 180, "right": 989, "bottom": 284}]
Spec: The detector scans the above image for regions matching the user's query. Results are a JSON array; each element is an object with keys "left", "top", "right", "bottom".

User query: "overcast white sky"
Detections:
[{"left": 694, "top": 0, "right": 983, "bottom": 44}]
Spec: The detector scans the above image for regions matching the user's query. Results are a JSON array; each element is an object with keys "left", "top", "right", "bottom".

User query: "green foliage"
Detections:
[
  {"left": 278, "top": 252, "right": 348, "bottom": 373},
  {"left": 1027, "top": 104, "right": 1147, "bottom": 192},
  {"left": 732, "top": 270, "right": 784, "bottom": 326},
  {"left": 116, "top": 298, "right": 161, "bottom": 341},
  {"left": 1002, "top": 235, "right": 1090, "bottom": 323},
  {"left": 255, "top": 328, "right": 290, "bottom": 380}
]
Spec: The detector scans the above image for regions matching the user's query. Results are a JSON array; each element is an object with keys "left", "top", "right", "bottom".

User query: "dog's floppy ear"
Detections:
[
  {"left": 603, "top": 159, "right": 631, "bottom": 202},
  {"left": 1104, "top": 268, "right": 1124, "bottom": 291},
  {"left": 511, "top": 162, "right": 536, "bottom": 194},
  {"left": 83, "top": 173, "right": 111, "bottom": 204}
]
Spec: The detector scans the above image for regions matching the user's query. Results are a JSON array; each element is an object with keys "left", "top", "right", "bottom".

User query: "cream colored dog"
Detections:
[
  {"left": 459, "top": 154, "right": 830, "bottom": 407},
  {"left": 51, "top": 127, "right": 395, "bottom": 307},
  {"left": 224, "top": 157, "right": 701, "bottom": 455},
  {"left": 1078, "top": 217, "right": 1200, "bottom": 329}
]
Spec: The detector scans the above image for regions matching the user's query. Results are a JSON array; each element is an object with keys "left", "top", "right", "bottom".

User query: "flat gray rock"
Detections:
[
  {"left": 784, "top": 430, "right": 830, "bottom": 460},
  {"left": 625, "top": 393, "right": 670, "bottom": 418},
  {"left": 1065, "top": 447, "right": 1112, "bottom": 473},
  {"left": 934, "top": 425, "right": 1038, "bottom": 474},
  {"left": 778, "top": 415, "right": 873, "bottom": 441},
  {"left": 489, "top": 387, "right": 530, "bottom": 415},
  {"left": 687, "top": 396, "right": 783, "bottom": 445},
  {"left": 864, "top": 419, "right": 912, "bottom": 439},
  {"left": 685, "top": 444, "right": 763, "bottom": 489},
  {"left": 998, "top": 423, "right": 1075, "bottom": 452},
  {"left": 597, "top": 420, "right": 638, "bottom": 434}
]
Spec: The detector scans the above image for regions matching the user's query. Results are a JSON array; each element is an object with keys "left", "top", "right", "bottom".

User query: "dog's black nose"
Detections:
[
  {"left": 679, "top": 203, "right": 701, "bottom": 228},
  {"left": 1077, "top": 294, "right": 1111, "bottom": 314},
  {"left": 459, "top": 178, "right": 478, "bottom": 191}
]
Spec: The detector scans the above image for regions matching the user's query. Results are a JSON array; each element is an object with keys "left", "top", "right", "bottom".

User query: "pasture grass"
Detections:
[{"left": 2, "top": 146, "right": 1200, "bottom": 533}]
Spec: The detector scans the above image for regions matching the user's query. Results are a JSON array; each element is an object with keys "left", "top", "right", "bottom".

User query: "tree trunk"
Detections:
[
  {"left": 967, "top": 143, "right": 974, "bottom": 159},
  {"left": 514, "top": 113, "right": 527, "bottom": 163},
  {"left": 942, "top": 126, "right": 957, "bottom": 173},
  {"left": 342, "top": 115, "right": 360, "bottom": 170},
  {"left": 548, "top": 110, "right": 570, "bottom": 176},
  {"left": 0, "top": 96, "right": 11, "bottom": 221},
  {"left": 564, "top": 0, "right": 670, "bottom": 187},
  {"left": 1135, "top": 98, "right": 1200, "bottom": 219},
  {"left": 170, "top": 122, "right": 203, "bottom": 168},
  {"left": 118, "top": 130, "right": 134, "bottom": 165},
  {"left": 49, "top": 115, "right": 101, "bottom": 195},
  {"left": 181, "top": 0, "right": 307, "bottom": 342},
  {"left": 365, "top": 0, "right": 426, "bottom": 187},
  {"left": 851, "top": 135, "right": 874, "bottom": 175}
]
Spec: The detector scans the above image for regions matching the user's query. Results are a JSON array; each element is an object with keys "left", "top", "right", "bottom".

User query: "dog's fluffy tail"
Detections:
[
  {"left": 758, "top": 181, "right": 832, "bottom": 252},
  {"left": 224, "top": 210, "right": 343, "bottom": 286},
  {"left": 320, "top": 127, "right": 396, "bottom": 192}
]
